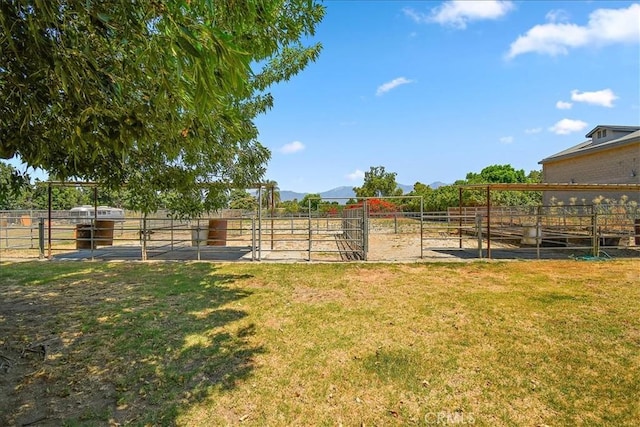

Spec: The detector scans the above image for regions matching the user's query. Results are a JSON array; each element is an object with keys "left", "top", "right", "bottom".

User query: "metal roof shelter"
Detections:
[{"left": 457, "top": 183, "right": 640, "bottom": 258}]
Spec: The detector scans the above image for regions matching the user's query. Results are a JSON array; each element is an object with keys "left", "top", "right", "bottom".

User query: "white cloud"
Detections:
[
  {"left": 507, "top": 4, "right": 640, "bottom": 59},
  {"left": 556, "top": 101, "right": 573, "bottom": 110},
  {"left": 545, "top": 9, "right": 570, "bottom": 23},
  {"left": 525, "top": 127, "right": 543, "bottom": 134},
  {"left": 548, "top": 119, "right": 588, "bottom": 135},
  {"left": 376, "top": 77, "right": 414, "bottom": 96},
  {"left": 403, "top": 7, "right": 427, "bottom": 23},
  {"left": 570, "top": 89, "right": 618, "bottom": 107},
  {"left": 405, "top": 1, "right": 514, "bottom": 29},
  {"left": 346, "top": 169, "right": 365, "bottom": 181},
  {"left": 500, "top": 136, "right": 514, "bottom": 144},
  {"left": 280, "top": 140, "right": 305, "bottom": 154}
]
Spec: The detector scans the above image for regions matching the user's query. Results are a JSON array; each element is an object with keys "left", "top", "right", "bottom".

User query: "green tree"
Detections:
[
  {"left": 463, "top": 164, "right": 542, "bottom": 207},
  {"left": 260, "top": 180, "right": 280, "bottom": 210},
  {"left": 0, "top": 161, "right": 29, "bottom": 209},
  {"left": 527, "top": 169, "right": 543, "bottom": 183},
  {"left": 1, "top": 1, "right": 324, "bottom": 217},
  {"left": 465, "top": 164, "right": 527, "bottom": 184},
  {"left": 299, "top": 193, "right": 321, "bottom": 211},
  {"left": 229, "top": 189, "right": 257, "bottom": 211},
  {"left": 30, "top": 181, "right": 91, "bottom": 210},
  {"left": 404, "top": 181, "right": 433, "bottom": 212},
  {"left": 279, "top": 199, "right": 301, "bottom": 214},
  {"left": 353, "top": 166, "right": 403, "bottom": 198},
  {"left": 425, "top": 184, "right": 462, "bottom": 211}
]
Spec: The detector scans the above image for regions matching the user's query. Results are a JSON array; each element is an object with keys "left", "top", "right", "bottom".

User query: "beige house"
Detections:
[{"left": 539, "top": 125, "right": 640, "bottom": 205}]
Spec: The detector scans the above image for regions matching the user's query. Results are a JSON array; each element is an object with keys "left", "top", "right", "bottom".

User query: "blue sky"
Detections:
[
  {"left": 256, "top": 0, "right": 640, "bottom": 193},
  {"left": 7, "top": 1, "right": 639, "bottom": 194}
]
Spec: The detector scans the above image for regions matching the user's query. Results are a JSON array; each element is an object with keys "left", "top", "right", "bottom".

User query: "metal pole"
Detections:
[
  {"left": 592, "top": 207, "right": 598, "bottom": 257},
  {"left": 29, "top": 209, "right": 34, "bottom": 248},
  {"left": 38, "top": 218, "right": 45, "bottom": 259},
  {"left": 2, "top": 219, "right": 7, "bottom": 251},
  {"left": 536, "top": 205, "right": 541, "bottom": 260},
  {"left": 142, "top": 216, "right": 148, "bottom": 261},
  {"left": 486, "top": 185, "right": 491, "bottom": 259},
  {"left": 458, "top": 187, "right": 463, "bottom": 249},
  {"left": 307, "top": 199, "right": 312, "bottom": 261},
  {"left": 251, "top": 217, "right": 256, "bottom": 261},
  {"left": 257, "top": 186, "right": 262, "bottom": 260},
  {"left": 420, "top": 196, "right": 424, "bottom": 259},
  {"left": 196, "top": 218, "right": 201, "bottom": 261},
  {"left": 47, "top": 183, "right": 52, "bottom": 259},
  {"left": 476, "top": 214, "right": 483, "bottom": 258},
  {"left": 92, "top": 187, "right": 97, "bottom": 260},
  {"left": 363, "top": 199, "right": 368, "bottom": 261},
  {"left": 270, "top": 185, "right": 275, "bottom": 250}
]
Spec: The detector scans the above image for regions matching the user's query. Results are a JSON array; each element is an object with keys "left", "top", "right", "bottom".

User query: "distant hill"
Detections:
[
  {"left": 280, "top": 182, "right": 448, "bottom": 203},
  {"left": 279, "top": 190, "right": 306, "bottom": 202}
]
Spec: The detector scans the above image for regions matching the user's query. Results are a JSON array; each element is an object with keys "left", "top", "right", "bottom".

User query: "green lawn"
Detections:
[{"left": 1, "top": 260, "right": 638, "bottom": 426}]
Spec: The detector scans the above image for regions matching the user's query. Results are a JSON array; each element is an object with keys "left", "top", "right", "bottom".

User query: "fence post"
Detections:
[
  {"left": 38, "top": 218, "right": 45, "bottom": 259},
  {"left": 592, "top": 209, "right": 598, "bottom": 257},
  {"left": 258, "top": 187, "right": 262, "bottom": 261},
  {"left": 307, "top": 200, "right": 312, "bottom": 261},
  {"left": 196, "top": 219, "right": 201, "bottom": 261},
  {"left": 142, "top": 217, "right": 148, "bottom": 261},
  {"left": 476, "top": 214, "right": 483, "bottom": 259},
  {"left": 536, "top": 205, "right": 542, "bottom": 260},
  {"left": 2, "top": 217, "right": 7, "bottom": 249},
  {"left": 251, "top": 218, "right": 256, "bottom": 261},
  {"left": 363, "top": 200, "right": 369, "bottom": 261},
  {"left": 420, "top": 197, "right": 424, "bottom": 259},
  {"left": 30, "top": 211, "right": 35, "bottom": 249}
]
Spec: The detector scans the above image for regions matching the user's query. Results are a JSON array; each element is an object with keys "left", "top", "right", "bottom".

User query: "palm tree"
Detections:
[{"left": 261, "top": 180, "right": 280, "bottom": 210}]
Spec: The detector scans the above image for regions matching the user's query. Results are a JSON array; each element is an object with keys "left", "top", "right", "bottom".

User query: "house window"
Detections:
[
  {"left": 602, "top": 129, "right": 607, "bottom": 137},
  {"left": 597, "top": 130, "right": 602, "bottom": 139}
]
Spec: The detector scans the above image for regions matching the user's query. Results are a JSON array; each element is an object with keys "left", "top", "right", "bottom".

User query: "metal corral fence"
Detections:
[{"left": 1, "top": 204, "right": 639, "bottom": 261}]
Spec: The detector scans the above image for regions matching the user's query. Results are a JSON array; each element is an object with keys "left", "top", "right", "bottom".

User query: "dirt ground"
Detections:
[{"left": 0, "top": 282, "right": 103, "bottom": 426}]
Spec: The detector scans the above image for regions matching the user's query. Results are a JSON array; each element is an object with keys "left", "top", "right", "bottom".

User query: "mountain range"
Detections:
[{"left": 279, "top": 182, "right": 447, "bottom": 203}]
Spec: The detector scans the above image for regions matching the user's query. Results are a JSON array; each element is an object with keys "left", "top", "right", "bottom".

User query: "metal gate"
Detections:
[{"left": 337, "top": 205, "right": 367, "bottom": 260}]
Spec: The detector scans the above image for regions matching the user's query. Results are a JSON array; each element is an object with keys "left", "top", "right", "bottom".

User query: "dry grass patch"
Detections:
[{"left": 1, "top": 260, "right": 639, "bottom": 426}]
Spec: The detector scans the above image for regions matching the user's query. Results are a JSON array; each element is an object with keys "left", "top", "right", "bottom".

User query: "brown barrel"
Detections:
[
  {"left": 635, "top": 219, "right": 640, "bottom": 245},
  {"left": 94, "top": 220, "right": 115, "bottom": 246},
  {"left": 207, "top": 219, "right": 228, "bottom": 246},
  {"left": 76, "top": 224, "right": 95, "bottom": 249}
]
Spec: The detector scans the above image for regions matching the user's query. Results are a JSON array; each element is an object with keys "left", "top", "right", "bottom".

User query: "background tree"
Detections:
[
  {"left": 29, "top": 181, "right": 91, "bottom": 210},
  {"left": 0, "top": 161, "right": 29, "bottom": 209},
  {"left": 353, "top": 166, "right": 403, "bottom": 198},
  {"left": 299, "top": 193, "right": 321, "bottom": 212},
  {"left": 465, "top": 164, "right": 528, "bottom": 184},
  {"left": 260, "top": 180, "right": 280, "bottom": 211},
  {"left": 464, "top": 164, "right": 541, "bottom": 206},
  {"left": 1, "top": 1, "right": 324, "bottom": 217},
  {"left": 405, "top": 165, "right": 543, "bottom": 211},
  {"left": 404, "top": 181, "right": 433, "bottom": 212},
  {"left": 279, "top": 199, "right": 301, "bottom": 215},
  {"left": 229, "top": 189, "right": 258, "bottom": 211}
]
